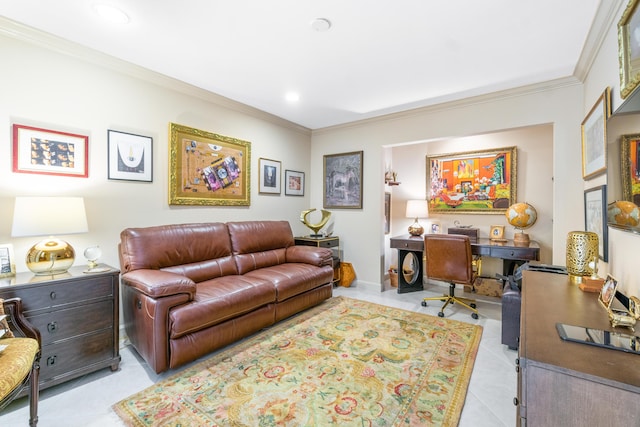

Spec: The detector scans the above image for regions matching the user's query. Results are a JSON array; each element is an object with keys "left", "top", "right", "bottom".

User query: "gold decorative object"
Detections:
[
  {"left": 565, "top": 231, "right": 599, "bottom": 284},
  {"left": 300, "top": 208, "right": 331, "bottom": 237},
  {"left": 405, "top": 200, "right": 428, "bottom": 236}
]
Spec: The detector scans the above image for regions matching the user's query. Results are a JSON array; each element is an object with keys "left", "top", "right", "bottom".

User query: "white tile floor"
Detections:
[{"left": 1, "top": 282, "right": 518, "bottom": 426}]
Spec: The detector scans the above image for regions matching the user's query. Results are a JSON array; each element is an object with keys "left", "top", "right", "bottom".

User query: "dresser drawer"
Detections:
[
  {"left": 10, "top": 276, "right": 114, "bottom": 313},
  {"left": 27, "top": 300, "right": 113, "bottom": 344},
  {"left": 40, "top": 328, "right": 115, "bottom": 380},
  {"left": 391, "top": 238, "right": 423, "bottom": 251},
  {"left": 490, "top": 246, "right": 538, "bottom": 261}
]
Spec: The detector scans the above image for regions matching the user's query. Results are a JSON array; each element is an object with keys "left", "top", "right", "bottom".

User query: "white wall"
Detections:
[{"left": 0, "top": 34, "right": 314, "bottom": 272}]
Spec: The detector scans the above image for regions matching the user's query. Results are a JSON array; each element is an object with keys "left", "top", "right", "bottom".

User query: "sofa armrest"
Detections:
[
  {"left": 121, "top": 269, "right": 197, "bottom": 300},
  {"left": 286, "top": 246, "right": 333, "bottom": 267}
]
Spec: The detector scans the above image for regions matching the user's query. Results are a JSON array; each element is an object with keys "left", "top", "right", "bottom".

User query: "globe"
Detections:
[
  {"left": 505, "top": 202, "right": 538, "bottom": 230},
  {"left": 607, "top": 200, "right": 640, "bottom": 227}
]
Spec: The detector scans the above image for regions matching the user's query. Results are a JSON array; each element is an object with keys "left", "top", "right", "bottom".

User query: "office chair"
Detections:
[
  {"left": 0, "top": 297, "right": 41, "bottom": 426},
  {"left": 421, "top": 234, "right": 479, "bottom": 319}
]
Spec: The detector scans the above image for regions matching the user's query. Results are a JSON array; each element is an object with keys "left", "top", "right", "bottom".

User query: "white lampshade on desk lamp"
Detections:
[
  {"left": 11, "top": 196, "right": 88, "bottom": 275},
  {"left": 406, "top": 199, "right": 429, "bottom": 236}
]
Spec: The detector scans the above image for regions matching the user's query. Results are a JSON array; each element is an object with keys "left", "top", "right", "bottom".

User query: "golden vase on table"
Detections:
[{"left": 565, "top": 231, "right": 599, "bottom": 284}]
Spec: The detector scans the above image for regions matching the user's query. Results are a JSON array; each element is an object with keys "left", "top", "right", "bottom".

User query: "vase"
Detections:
[{"left": 565, "top": 231, "right": 599, "bottom": 284}]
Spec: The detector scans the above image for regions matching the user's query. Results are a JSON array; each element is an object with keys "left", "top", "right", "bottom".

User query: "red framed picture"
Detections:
[{"left": 12, "top": 124, "right": 89, "bottom": 178}]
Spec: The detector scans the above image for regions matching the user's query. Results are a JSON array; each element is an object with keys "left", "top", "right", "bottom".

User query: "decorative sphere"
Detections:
[
  {"left": 607, "top": 201, "right": 640, "bottom": 227},
  {"left": 84, "top": 246, "right": 102, "bottom": 262},
  {"left": 505, "top": 202, "right": 538, "bottom": 230}
]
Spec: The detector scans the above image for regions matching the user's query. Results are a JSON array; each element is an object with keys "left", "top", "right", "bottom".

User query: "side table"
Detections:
[
  {"left": 0, "top": 264, "right": 121, "bottom": 395},
  {"left": 294, "top": 236, "right": 341, "bottom": 285}
]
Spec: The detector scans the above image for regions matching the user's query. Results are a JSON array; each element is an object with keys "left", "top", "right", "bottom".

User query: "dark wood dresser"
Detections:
[
  {"left": 0, "top": 265, "right": 120, "bottom": 394},
  {"left": 518, "top": 270, "right": 640, "bottom": 426}
]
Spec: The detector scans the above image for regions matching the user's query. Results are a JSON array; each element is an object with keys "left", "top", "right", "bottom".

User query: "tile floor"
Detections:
[{"left": 2, "top": 282, "right": 518, "bottom": 426}]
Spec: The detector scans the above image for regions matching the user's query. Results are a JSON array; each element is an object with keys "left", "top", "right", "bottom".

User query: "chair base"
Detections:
[{"left": 422, "top": 283, "right": 478, "bottom": 319}]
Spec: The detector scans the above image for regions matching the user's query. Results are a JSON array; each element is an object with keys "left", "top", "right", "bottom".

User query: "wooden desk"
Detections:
[
  {"left": 518, "top": 271, "right": 640, "bottom": 426},
  {"left": 389, "top": 235, "right": 540, "bottom": 293}
]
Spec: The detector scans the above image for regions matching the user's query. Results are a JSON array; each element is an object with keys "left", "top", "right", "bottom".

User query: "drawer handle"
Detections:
[
  {"left": 47, "top": 322, "right": 58, "bottom": 333},
  {"left": 50, "top": 291, "right": 56, "bottom": 300},
  {"left": 515, "top": 366, "right": 520, "bottom": 373},
  {"left": 513, "top": 397, "right": 519, "bottom": 406},
  {"left": 47, "top": 355, "right": 57, "bottom": 366},
  {"left": 510, "top": 251, "right": 515, "bottom": 257}
]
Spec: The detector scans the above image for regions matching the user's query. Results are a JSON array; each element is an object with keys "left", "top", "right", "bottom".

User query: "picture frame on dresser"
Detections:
[
  {"left": 12, "top": 123, "right": 89, "bottom": 178},
  {"left": 107, "top": 129, "right": 153, "bottom": 182},
  {"left": 0, "top": 244, "right": 16, "bottom": 278},
  {"left": 584, "top": 185, "right": 608, "bottom": 261},
  {"left": 581, "top": 88, "right": 610, "bottom": 180}
]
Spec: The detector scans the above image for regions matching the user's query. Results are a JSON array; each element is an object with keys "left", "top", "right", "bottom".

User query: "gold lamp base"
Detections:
[
  {"left": 25, "top": 237, "right": 76, "bottom": 275},
  {"left": 408, "top": 220, "right": 424, "bottom": 236}
]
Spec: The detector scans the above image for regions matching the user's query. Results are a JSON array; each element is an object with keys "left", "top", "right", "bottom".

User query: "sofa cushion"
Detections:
[
  {"left": 244, "top": 263, "right": 334, "bottom": 301},
  {"left": 168, "top": 275, "right": 276, "bottom": 338},
  {"left": 227, "top": 221, "right": 295, "bottom": 274}
]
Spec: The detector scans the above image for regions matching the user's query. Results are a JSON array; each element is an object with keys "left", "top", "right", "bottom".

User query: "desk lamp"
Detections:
[
  {"left": 406, "top": 200, "right": 429, "bottom": 236},
  {"left": 11, "top": 196, "right": 88, "bottom": 275}
]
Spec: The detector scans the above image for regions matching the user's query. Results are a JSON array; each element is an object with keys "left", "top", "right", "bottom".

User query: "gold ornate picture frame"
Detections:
[
  {"left": 581, "top": 88, "right": 611, "bottom": 180},
  {"left": 619, "top": 0, "right": 640, "bottom": 99},
  {"left": 426, "top": 147, "right": 516, "bottom": 214},
  {"left": 169, "top": 123, "right": 250, "bottom": 206}
]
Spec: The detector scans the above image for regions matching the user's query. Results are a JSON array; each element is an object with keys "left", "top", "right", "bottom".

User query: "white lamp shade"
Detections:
[
  {"left": 12, "top": 196, "right": 89, "bottom": 237},
  {"left": 405, "top": 200, "right": 429, "bottom": 219}
]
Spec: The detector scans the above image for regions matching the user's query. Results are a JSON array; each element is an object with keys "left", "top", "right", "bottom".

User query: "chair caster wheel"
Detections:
[
  {"left": 438, "top": 312, "right": 444, "bottom": 317},
  {"left": 471, "top": 313, "right": 479, "bottom": 319},
  {"left": 421, "top": 301, "right": 427, "bottom": 307},
  {"left": 470, "top": 303, "right": 477, "bottom": 309}
]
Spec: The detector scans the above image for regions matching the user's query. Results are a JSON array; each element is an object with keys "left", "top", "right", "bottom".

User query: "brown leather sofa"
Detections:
[{"left": 119, "top": 220, "right": 334, "bottom": 373}]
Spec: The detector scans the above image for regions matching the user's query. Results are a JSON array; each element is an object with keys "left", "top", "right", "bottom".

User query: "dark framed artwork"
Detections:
[
  {"left": 384, "top": 192, "right": 391, "bottom": 234},
  {"left": 426, "top": 146, "right": 516, "bottom": 214},
  {"left": 258, "top": 158, "right": 281, "bottom": 194},
  {"left": 323, "top": 151, "right": 363, "bottom": 209},
  {"left": 618, "top": 0, "right": 640, "bottom": 99},
  {"left": 584, "top": 185, "right": 608, "bottom": 261},
  {"left": 581, "top": 87, "right": 611, "bottom": 180},
  {"left": 285, "top": 170, "right": 304, "bottom": 196},
  {"left": 12, "top": 123, "right": 88, "bottom": 178},
  {"left": 107, "top": 129, "right": 153, "bottom": 182},
  {"left": 168, "top": 122, "right": 250, "bottom": 206}
]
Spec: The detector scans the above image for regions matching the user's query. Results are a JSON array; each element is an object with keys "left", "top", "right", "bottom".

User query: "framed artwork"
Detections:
[
  {"left": 621, "top": 133, "right": 640, "bottom": 204},
  {"left": 426, "top": 146, "right": 516, "bottom": 214},
  {"left": 0, "top": 244, "right": 16, "bottom": 278},
  {"left": 323, "top": 151, "right": 363, "bottom": 209},
  {"left": 489, "top": 225, "right": 506, "bottom": 242},
  {"left": 619, "top": 0, "right": 640, "bottom": 99},
  {"left": 581, "top": 87, "right": 611, "bottom": 180},
  {"left": 384, "top": 192, "right": 391, "bottom": 234},
  {"left": 259, "top": 158, "right": 281, "bottom": 194},
  {"left": 168, "top": 122, "right": 250, "bottom": 206},
  {"left": 12, "top": 123, "right": 88, "bottom": 178},
  {"left": 107, "top": 130, "right": 153, "bottom": 182},
  {"left": 285, "top": 170, "right": 304, "bottom": 196},
  {"left": 584, "top": 185, "right": 608, "bottom": 261},
  {"left": 599, "top": 275, "right": 618, "bottom": 310}
]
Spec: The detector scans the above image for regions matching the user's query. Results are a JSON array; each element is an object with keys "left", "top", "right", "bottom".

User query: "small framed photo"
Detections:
[
  {"left": 584, "top": 185, "right": 608, "bottom": 261},
  {"left": 12, "top": 123, "right": 88, "bottom": 178},
  {"left": 599, "top": 275, "right": 618, "bottom": 310},
  {"left": 0, "top": 244, "right": 16, "bottom": 278},
  {"left": 259, "top": 158, "right": 281, "bottom": 194},
  {"left": 581, "top": 88, "right": 611, "bottom": 180},
  {"left": 108, "top": 130, "right": 153, "bottom": 182},
  {"left": 284, "top": 170, "right": 304, "bottom": 196},
  {"left": 490, "top": 225, "right": 506, "bottom": 241}
]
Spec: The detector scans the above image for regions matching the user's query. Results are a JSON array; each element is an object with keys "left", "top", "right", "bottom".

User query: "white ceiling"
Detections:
[{"left": 0, "top": 1, "right": 603, "bottom": 129}]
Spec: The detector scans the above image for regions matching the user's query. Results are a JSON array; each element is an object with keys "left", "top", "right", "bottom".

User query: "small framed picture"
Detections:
[
  {"left": 285, "top": 170, "right": 304, "bottom": 196},
  {"left": 584, "top": 185, "right": 607, "bottom": 261},
  {"left": 430, "top": 220, "right": 442, "bottom": 234},
  {"left": 599, "top": 275, "right": 618, "bottom": 310},
  {"left": 490, "top": 225, "right": 506, "bottom": 241},
  {"left": 12, "top": 123, "right": 88, "bottom": 178},
  {"left": 581, "top": 87, "right": 610, "bottom": 180},
  {"left": 108, "top": 130, "right": 153, "bottom": 182},
  {"left": 259, "top": 158, "right": 281, "bottom": 194},
  {"left": 0, "top": 244, "right": 16, "bottom": 278}
]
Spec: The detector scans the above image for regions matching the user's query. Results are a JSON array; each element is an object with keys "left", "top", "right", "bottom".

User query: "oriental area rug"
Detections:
[{"left": 113, "top": 296, "right": 483, "bottom": 427}]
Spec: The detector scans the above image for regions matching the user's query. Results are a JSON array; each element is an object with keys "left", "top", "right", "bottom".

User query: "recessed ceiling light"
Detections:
[
  {"left": 94, "top": 3, "right": 130, "bottom": 24},
  {"left": 310, "top": 18, "right": 331, "bottom": 32},
  {"left": 285, "top": 92, "right": 300, "bottom": 102}
]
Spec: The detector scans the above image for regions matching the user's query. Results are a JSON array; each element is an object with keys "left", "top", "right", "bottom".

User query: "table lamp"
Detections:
[
  {"left": 11, "top": 196, "right": 89, "bottom": 275},
  {"left": 406, "top": 200, "right": 429, "bottom": 236}
]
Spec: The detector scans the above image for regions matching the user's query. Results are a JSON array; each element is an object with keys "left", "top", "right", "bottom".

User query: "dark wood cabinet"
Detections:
[
  {"left": 294, "top": 236, "right": 341, "bottom": 284},
  {"left": 518, "top": 271, "right": 640, "bottom": 426},
  {"left": 0, "top": 265, "right": 120, "bottom": 394}
]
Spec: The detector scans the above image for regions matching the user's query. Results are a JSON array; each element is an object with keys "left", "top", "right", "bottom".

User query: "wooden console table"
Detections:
[
  {"left": 517, "top": 270, "right": 640, "bottom": 426},
  {"left": 389, "top": 235, "right": 540, "bottom": 293}
]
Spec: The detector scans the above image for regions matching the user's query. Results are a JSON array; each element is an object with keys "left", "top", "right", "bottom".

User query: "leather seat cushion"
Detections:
[
  {"left": 169, "top": 275, "right": 275, "bottom": 338},
  {"left": 243, "top": 264, "right": 334, "bottom": 301}
]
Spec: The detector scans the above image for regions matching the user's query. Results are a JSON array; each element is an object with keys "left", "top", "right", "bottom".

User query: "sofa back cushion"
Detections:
[
  {"left": 227, "top": 221, "right": 294, "bottom": 274},
  {"left": 119, "top": 223, "right": 238, "bottom": 282}
]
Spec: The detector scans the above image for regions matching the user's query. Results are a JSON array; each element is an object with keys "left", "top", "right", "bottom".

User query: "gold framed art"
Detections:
[
  {"left": 619, "top": 0, "right": 640, "bottom": 99},
  {"left": 426, "top": 147, "right": 516, "bottom": 214},
  {"left": 489, "top": 225, "right": 506, "bottom": 242},
  {"left": 168, "top": 123, "right": 250, "bottom": 206},
  {"left": 581, "top": 88, "right": 611, "bottom": 180}
]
